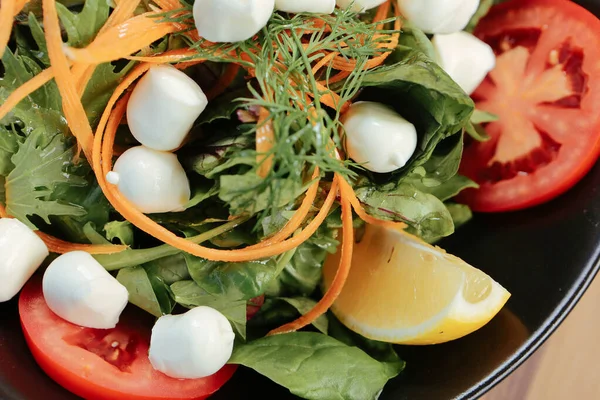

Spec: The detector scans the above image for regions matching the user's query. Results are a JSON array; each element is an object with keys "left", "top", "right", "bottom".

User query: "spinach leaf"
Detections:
[
  {"left": 117, "top": 266, "right": 174, "bottom": 317},
  {"left": 355, "top": 179, "right": 454, "bottom": 241},
  {"left": 229, "top": 332, "right": 402, "bottom": 400},
  {"left": 397, "top": 21, "right": 436, "bottom": 60},
  {"left": 361, "top": 47, "right": 475, "bottom": 175},
  {"left": 465, "top": 0, "right": 494, "bottom": 33},
  {"left": 250, "top": 297, "right": 328, "bottom": 334},
  {"left": 145, "top": 254, "right": 191, "bottom": 285},
  {"left": 266, "top": 226, "right": 339, "bottom": 297},
  {"left": 328, "top": 314, "right": 405, "bottom": 378},
  {"left": 446, "top": 202, "right": 473, "bottom": 230},
  {"left": 184, "top": 254, "right": 279, "bottom": 301},
  {"left": 171, "top": 280, "right": 247, "bottom": 339}
]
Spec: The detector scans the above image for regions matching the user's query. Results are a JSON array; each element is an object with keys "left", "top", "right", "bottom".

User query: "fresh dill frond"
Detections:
[{"left": 161, "top": 3, "right": 399, "bottom": 225}]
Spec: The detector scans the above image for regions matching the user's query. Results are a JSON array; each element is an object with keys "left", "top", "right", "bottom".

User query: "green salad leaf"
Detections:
[
  {"left": 4, "top": 131, "right": 87, "bottom": 228},
  {"left": 56, "top": 0, "right": 110, "bottom": 46},
  {"left": 229, "top": 332, "right": 403, "bottom": 400},
  {"left": 117, "top": 266, "right": 175, "bottom": 317},
  {"left": 250, "top": 297, "right": 329, "bottom": 335},
  {"left": 171, "top": 280, "right": 248, "bottom": 340},
  {"left": 361, "top": 47, "right": 475, "bottom": 174}
]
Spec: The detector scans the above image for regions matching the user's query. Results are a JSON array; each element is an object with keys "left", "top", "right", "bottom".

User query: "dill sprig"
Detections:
[{"left": 161, "top": 4, "right": 399, "bottom": 223}]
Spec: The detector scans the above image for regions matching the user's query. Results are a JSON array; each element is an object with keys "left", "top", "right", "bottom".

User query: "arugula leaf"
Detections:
[
  {"left": 171, "top": 280, "right": 247, "bottom": 339},
  {"left": 465, "top": 121, "right": 491, "bottom": 141},
  {"left": 361, "top": 47, "right": 475, "bottom": 174},
  {"left": 5, "top": 131, "right": 87, "bottom": 228},
  {"left": 56, "top": 0, "right": 110, "bottom": 47},
  {"left": 0, "top": 127, "right": 19, "bottom": 176},
  {"left": 0, "top": 49, "right": 65, "bottom": 131},
  {"left": 229, "top": 332, "right": 402, "bottom": 400},
  {"left": 117, "top": 266, "right": 174, "bottom": 317},
  {"left": 104, "top": 220, "right": 135, "bottom": 246},
  {"left": 196, "top": 87, "right": 251, "bottom": 125}
]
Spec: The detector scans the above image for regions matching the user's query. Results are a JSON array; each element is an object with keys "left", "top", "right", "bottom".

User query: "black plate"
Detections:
[{"left": 3, "top": 1, "right": 600, "bottom": 399}]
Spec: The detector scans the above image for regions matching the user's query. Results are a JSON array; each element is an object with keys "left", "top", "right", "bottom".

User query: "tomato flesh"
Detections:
[
  {"left": 19, "top": 276, "right": 236, "bottom": 400},
  {"left": 459, "top": 0, "right": 600, "bottom": 212}
]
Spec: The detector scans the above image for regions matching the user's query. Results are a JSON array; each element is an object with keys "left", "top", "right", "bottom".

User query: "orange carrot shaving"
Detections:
[
  {"left": 256, "top": 107, "right": 275, "bottom": 178},
  {"left": 89, "top": 62, "right": 339, "bottom": 262},
  {"left": 0, "top": 0, "right": 16, "bottom": 57},
  {"left": 207, "top": 63, "right": 241, "bottom": 100},
  {"left": 268, "top": 173, "right": 351, "bottom": 335},
  {"left": 42, "top": 0, "right": 95, "bottom": 161},
  {"left": 36, "top": 232, "right": 128, "bottom": 255},
  {"left": 373, "top": 1, "right": 391, "bottom": 30},
  {"left": 64, "top": 13, "right": 178, "bottom": 64}
]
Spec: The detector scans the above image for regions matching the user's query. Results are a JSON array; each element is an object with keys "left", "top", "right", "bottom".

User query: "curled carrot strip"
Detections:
[
  {"left": 207, "top": 63, "right": 241, "bottom": 100},
  {"left": 64, "top": 13, "right": 178, "bottom": 64},
  {"left": 0, "top": 0, "right": 16, "bottom": 57},
  {"left": 43, "top": 0, "right": 95, "bottom": 161},
  {"left": 268, "top": 173, "right": 351, "bottom": 335},
  {"left": 256, "top": 107, "right": 275, "bottom": 178},
  {"left": 36, "top": 232, "right": 128, "bottom": 255}
]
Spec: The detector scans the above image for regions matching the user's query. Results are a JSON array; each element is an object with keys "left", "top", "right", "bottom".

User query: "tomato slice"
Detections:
[
  {"left": 459, "top": 0, "right": 600, "bottom": 212},
  {"left": 18, "top": 276, "right": 236, "bottom": 400}
]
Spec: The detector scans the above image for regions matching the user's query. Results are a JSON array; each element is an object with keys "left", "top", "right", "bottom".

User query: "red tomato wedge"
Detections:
[
  {"left": 19, "top": 276, "right": 236, "bottom": 400},
  {"left": 459, "top": 0, "right": 600, "bottom": 212}
]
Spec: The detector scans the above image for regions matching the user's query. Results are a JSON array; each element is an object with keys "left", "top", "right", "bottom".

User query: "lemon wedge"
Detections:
[{"left": 323, "top": 224, "right": 511, "bottom": 345}]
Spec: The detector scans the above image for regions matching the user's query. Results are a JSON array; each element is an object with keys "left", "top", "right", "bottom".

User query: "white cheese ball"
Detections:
[
  {"left": 397, "top": 0, "right": 480, "bottom": 34},
  {"left": 111, "top": 146, "right": 191, "bottom": 214},
  {"left": 0, "top": 219, "right": 49, "bottom": 302},
  {"left": 43, "top": 251, "right": 129, "bottom": 329},
  {"left": 432, "top": 31, "right": 496, "bottom": 95},
  {"left": 342, "top": 101, "right": 418, "bottom": 174},
  {"left": 193, "top": 0, "right": 275, "bottom": 43},
  {"left": 336, "top": 0, "right": 387, "bottom": 12},
  {"left": 276, "top": 0, "right": 335, "bottom": 14},
  {"left": 127, "top": 65, "right": 207, "bottom": 152},
  {"left": 149, "top": 307, "right": 235, "bottom": 379}
]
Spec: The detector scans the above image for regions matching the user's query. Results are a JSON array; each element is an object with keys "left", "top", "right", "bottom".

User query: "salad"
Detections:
[{"left": 1, "top": 0, "right": 600, "bottom": 399}]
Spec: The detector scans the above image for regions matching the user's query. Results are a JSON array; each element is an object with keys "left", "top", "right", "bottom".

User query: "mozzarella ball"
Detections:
[
  {"left": 276, "top": 0, "right": 335, "bottom": 13},
  {"left": 193, "top": 0, "right": 275, "bottom": 43},
  {"left": 111, "top": 146, "right": 191, "bottom": 214},
  {"left": 432, "top": 31, "right": 496, "bottom": 95},
  {"left": 0, "top": 219, "right": 49, "bottom": 302},
  {"left": 342, "top": 102, "right": 418, "bottom": 174},
  {"left": 397, "top": 0, "right": 479, "bottom": 34},
  {"left": 127, "top": 65, "right": 207, "bottom": 152},
  {"left": 336, "top": 0, "right": 387, "bottom": 12},
  {"left": 149, "top": 307, "right": 235, "bottom": 379},
  {"left": 43, "top": 251, "right": 129, "bottom": 329}
]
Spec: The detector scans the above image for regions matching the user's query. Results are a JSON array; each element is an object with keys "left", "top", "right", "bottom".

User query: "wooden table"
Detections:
[{"left": 484, "top": 274, "right": 600, "bottom": 399}]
